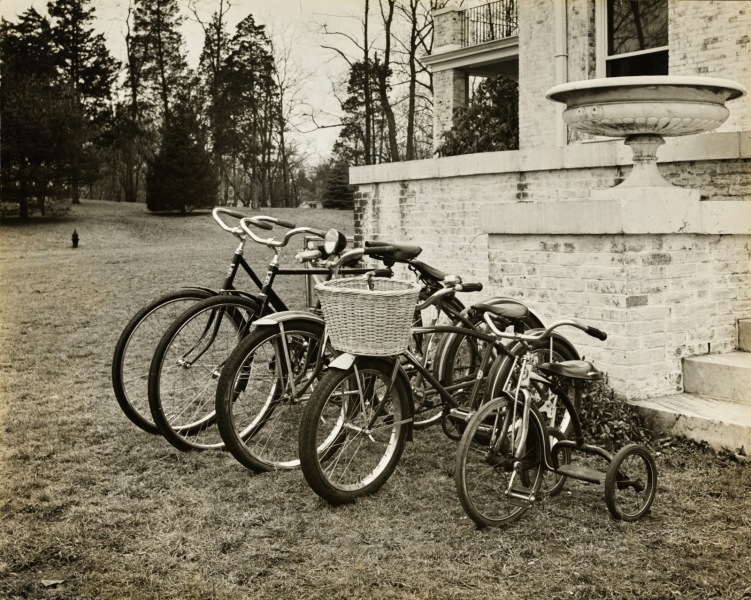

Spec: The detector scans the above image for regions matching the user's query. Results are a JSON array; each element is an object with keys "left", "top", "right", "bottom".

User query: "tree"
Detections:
[
  {"left": 47, "top": 0, "right": 118, "bottom": 204},
  {"left": 436, "top": 76, "right": 519, "bottom": 156},
  {"left": 0, "top": 9, "right": 78, "bottom": 219},
  {"left": 194, "top": 0, "right": 231, "bottom": 204},
  {"left": 221, "top": 13, "right": 278, "bottom": 207},
  {"left": 133, "top": 0, "right": 187, "bottom": 122},
  {"left": 145, "top": 96, "right": 216, "bottom": 213}
]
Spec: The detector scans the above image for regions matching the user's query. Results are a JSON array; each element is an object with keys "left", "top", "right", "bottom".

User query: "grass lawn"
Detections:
[{"left": 1, "top": 200, "right": 750, "bottom": 600}]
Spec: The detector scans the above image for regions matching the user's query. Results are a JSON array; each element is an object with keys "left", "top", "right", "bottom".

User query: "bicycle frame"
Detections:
[
  {"left": 362, "top": 324, "right": 516, "bottom": 432},
  {"left": 178, "top": 238, "right": 382, "bottom": 369}
]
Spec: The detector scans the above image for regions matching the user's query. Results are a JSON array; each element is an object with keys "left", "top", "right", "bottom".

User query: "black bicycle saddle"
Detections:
[
  {"left": 538, "top": 360, "right": 604, "bottom": 381},
  {"left": 364, "top": 240, "right": 423, "bottom": 262}
]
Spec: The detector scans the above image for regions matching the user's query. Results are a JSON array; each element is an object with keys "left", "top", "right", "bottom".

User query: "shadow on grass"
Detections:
[{"left": 149, "top": 210, "right": 213, "bottom": 218}]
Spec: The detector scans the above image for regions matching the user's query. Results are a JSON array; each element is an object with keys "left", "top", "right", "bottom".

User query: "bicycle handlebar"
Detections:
[
  {"left": 585, "top": 325, "right": 608, "bottom": 341},
  {"left": 246, "top": 218, "right": 273, "bottom": 231},
  {"left": 414, "top": 280, "right": 483, "bottom": 311},
  {"left": 239, "top": 216, "right": 326, "bottom": 248},
  {"left": 483, "top": 314, "right": 608, "bottom": 342},
  {"left": 212, "top": 207, "right": 252, "bottom": 236}
]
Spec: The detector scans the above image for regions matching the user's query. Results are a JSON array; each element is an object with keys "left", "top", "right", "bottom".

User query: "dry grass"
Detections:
[{"left": 1, "top": 200, "right": 750, "bottom": 600}]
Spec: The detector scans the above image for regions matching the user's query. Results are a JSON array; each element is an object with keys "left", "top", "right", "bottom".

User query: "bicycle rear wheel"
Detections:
[
  {"left": 455, "top": 396, "right": 545, "bottom": 528},
  {"left": 299, "top": 357, "right": 410, "bottom": 505},
  {"left": 112, "top": 289, "right": 213, "bottom": 434},
  {"left": 148, "top": 294, "right": 262, "bottom": 451},
  {"left": 216, "top": 319, "right": 332, "bottom": 471}
]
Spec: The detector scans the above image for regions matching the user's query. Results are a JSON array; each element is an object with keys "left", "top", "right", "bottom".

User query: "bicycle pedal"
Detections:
[
  {"left": 506, "top": 488, "right": 535, "bottom": 507},
  {"left": 448, "top": 407, "right": 473, "bottom": 422}
]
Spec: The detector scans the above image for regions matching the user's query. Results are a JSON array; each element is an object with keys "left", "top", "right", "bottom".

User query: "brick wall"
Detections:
[
  {"left": 487, "top": 233, "right": 751, "bottom": 398},
  {"left": 353, "top": 156, "right": 751, "bottom": 398},
  {"left": 669, "top": 0, "right": 750, "bottom": 133}
]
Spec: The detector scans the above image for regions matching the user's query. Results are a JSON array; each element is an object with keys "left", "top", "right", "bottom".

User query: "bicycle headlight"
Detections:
[{"left": 323, "top": 229, "right": 347, "bottom": 255}]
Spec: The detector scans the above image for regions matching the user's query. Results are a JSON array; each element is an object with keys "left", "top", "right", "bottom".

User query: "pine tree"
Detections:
[
  {"left": 47, "top": 0, "right": 118, "bottom": 204},
  {"left": 145, "top": 96, "right": 216, "bottom": 213},
  {"left": 133, "top": 0, "right": 187, "bottom": 123},
  {"left": 1, "top": 9, "right": 78, "bottom": 218}
]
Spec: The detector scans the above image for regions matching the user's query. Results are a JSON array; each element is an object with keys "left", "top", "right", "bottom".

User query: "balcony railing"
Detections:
[{"left": 460, "top": 0, "right": 518, "bottom": 47}]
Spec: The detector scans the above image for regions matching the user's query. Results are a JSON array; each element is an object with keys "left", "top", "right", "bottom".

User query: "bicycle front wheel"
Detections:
[
  {"left": 455, "top": 396, "right": 546, "bottom": 528},
  {"left": 485, "top": 335, "right": 582, "bottom": 437},
  {"left": 216, "top": 319, "right": 331, "bottom": 472},
  {"left": 148, "top": 294, "right": 262, "bottom": 451},
  {"left": 299, "top": 357, "right": 411, "bottom": 505},
  {"left": 112, "top": 289, "right": 213, "bottom": 434}
]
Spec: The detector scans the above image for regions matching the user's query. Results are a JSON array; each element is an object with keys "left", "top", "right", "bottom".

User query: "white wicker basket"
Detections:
[{"left": 316, "top": 276, "right": 420, "bottom": 355}]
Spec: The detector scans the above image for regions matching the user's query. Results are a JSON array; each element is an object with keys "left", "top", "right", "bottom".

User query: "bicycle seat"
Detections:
[
  {"left": 538, "top": 360, "right": 604, "bottom": 381},
  {"left": 408, "top": 260, "right": 445, "bottom": 282},
  {"left": 474, "top": 302, "right": 529, "bottom": 321},
  {"left": 364, "top": 241, "right": 423, "bottom": 262}
]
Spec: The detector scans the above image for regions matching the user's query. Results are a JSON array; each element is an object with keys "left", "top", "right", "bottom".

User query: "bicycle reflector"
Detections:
[{"left": 324, "top": 229, "right": 347, "bottom": 256}]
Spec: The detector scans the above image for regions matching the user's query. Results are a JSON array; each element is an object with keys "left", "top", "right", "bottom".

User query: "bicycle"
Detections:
[
  {"left": 213, "top": 239, "right": 520, "bottom": 472},
  {"left": 112, "top": 208, "right": 286, "bottom": 435},
  {"left": 145, "top": 220, "right": 383, "bottom": 452},
  {"left": 296, "top": 277, "right": 578, "bottom": 505},
  {"left": 454, "top": 318, "right": 657, "bottom": 527}
]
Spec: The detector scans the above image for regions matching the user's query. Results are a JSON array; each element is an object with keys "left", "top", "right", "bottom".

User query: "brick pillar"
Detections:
[
  {"left": 433, "top": 70, "right": 469, "bottom": 152},
  {"left": 432, "top": 5, "right": 469, "bottom": 153}
]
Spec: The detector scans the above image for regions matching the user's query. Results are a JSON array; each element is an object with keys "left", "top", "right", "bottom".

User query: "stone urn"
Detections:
[{"left": 546, "top": 76, "right": 746, "bottom": 188}]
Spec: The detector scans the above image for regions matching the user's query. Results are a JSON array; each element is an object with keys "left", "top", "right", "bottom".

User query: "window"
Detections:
[{"left": 596, "top": 0, "right": 668, "bottom": 78}]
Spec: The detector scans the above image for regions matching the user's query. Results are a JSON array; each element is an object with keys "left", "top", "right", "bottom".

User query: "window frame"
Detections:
[{"left": 595, "top": 0, "right": 669, "bottom": 78}]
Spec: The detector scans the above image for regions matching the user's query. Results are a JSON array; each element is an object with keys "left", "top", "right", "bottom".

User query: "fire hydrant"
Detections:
[{"left": 72, "top": 229, "right": 79, "bottom": 248}]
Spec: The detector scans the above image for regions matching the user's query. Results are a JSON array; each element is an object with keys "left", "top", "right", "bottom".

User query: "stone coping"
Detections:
[
  {"left": 480, "top": 188, "right": 751, "bottom": 236},
  {"left": 349, "top": 130, "right": 751, "bottom": 185}
]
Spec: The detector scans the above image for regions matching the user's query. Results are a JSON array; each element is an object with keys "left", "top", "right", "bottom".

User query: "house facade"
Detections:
[{"left": 350, "top": 0, "right": 751, "bottom": 403}]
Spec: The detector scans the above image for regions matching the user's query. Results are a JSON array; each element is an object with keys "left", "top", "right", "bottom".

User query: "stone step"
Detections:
[
  {"left": 683, "top": 351, "right": 751, "bottom": 404},
  {"left": 630, "top": 394, "right": 751, "bottom": 453},
  {"left": 739, "top": 319, "right": 751, "bottom": 352}
]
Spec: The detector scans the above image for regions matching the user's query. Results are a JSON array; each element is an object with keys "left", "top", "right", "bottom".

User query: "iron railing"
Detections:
[{"left": 460, "top": 0, "right": 518, "bottom": 47}]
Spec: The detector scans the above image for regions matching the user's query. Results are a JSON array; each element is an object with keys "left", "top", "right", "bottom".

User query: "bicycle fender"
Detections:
[
  {"left": 329, "top": 353, "right": 356, "bottom": 371},
  {"left": 254, "top": 310, "right": 325, "bottom": 327},
  {"left": 471, "top": 297, "right": 544, "bottom": 330},
  {"left": 179, "top": 286, "right": 217, "bottom": 295},
  {"left": 491, "top": 391, "right": 553, "bottom": 470}
]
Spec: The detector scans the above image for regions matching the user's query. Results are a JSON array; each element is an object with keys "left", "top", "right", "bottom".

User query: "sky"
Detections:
[{"left": 0, "top": 0, "right": 369, "bottom": 161}]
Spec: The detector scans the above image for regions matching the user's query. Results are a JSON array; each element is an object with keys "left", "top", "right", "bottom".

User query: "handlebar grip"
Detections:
[
  {"left": 586, "top": 326, "right": 608, "bottom": 341},
  {"left": 460, "top": 282, "right": 483, "bottom": 293},
  {"left": 372, "top": 268, "right": 393, "bottom": 278},
  {"left": 275, "top": 219, "right": 296, "bottom": 229},
  {"left": 295, "top": 249, "right": 322, "bottom": 263},
  {"left": 363, "top": 245, "right": 395, "bottom": 256},
  {"left": 247, "top": 219, "right": 273, "bottom": 231},
  {"left": 364, "top": 241, "right": 391, "bottom": 247},
  {"left": 216, "top": 208, "right": 247, "bottom": 220}
]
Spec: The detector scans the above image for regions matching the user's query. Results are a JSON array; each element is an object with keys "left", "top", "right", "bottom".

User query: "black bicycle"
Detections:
[
  {"left": 145, "top": 221, "right": 388, "bottom": 452},
  {"left": 112, "top": 209, "right": 278, "bottom": 435}
]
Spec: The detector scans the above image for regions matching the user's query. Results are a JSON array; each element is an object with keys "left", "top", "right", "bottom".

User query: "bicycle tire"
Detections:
[
  {"left": 148, "top": 294, "right": 262, "bottom": 451},
  {"left": 112, "top": 289, "right": 214, "bottom": 434},
  {"left": 484, "top": 334, "right": 582, "bottom": 437},
  {"left": 455, "top": 396, "right": 546, "bottom": 528},
  {"left": 604, "top": 444, "right": 657, "bottom": 522},
  {"left": 216, "top": 318, "right": 333, "bottom": 472},
  {"left": 299, "top": 357, "right": 411, "bottom": 504}
]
